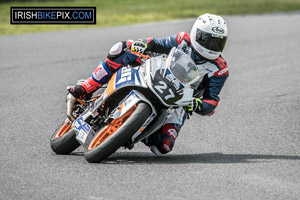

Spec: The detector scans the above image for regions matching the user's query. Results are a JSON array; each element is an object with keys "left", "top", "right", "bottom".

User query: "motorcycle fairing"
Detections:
[
  {"left": 151, "top": 68, "right": 184, "bottom": 104},
  {"left": 105, "top": 67, "right": 147, "bottom": 97},
  {"left": 108, "top": 90, "right": 157, "bottom": 141},
  {"left": 73, "top": 89, "right": 157, "bottom": 150},
  {"left": 72, "top": 65, "right": 157, "bottom": 149},
  {"left": 88, "top": 66, "right": 148, "bottom": 115},
  {"left": 145, "top": 56, "right": 194, "bottom": 107}
]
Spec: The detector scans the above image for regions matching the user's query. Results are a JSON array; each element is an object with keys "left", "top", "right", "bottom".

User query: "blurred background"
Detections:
[{"left": 1, "top": 0, "right": 300, "bottom": 35}]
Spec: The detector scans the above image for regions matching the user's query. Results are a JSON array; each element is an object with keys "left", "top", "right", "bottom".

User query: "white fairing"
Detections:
[
  {"left": 145, "top": 49, "right": 200, "bottom": 107},
  {"left": 72, "top": 48, "right": 205, "bottom": 148},
  {"left": 109, "top": 90, "right": 157, "bottom": 120},
  {"left": 108, "top": 90, "right": 158, "bottom": 141}
]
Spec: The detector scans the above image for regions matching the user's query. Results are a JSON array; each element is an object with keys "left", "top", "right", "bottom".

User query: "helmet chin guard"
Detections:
[{"left": 190, "top": 13, "right": 228, "bottom": 60}]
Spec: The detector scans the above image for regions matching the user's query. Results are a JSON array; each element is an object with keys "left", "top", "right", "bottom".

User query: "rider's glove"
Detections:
[
  {"left": 184, "top": 97, "right": 202, "bottom": 115},
  {"left": 67, "top": 85, "right": 89, "bottom": 100},
  {"left": 67, "top": 79, "right": 92, "bottom": 100},
  {"left": 131, "top": 40, "right": 147, "bottom": 54}
]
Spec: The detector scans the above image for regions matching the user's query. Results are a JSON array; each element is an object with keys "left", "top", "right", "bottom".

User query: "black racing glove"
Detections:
[{"left": 67, "top": 85, "right": 90, "bottom": 100}]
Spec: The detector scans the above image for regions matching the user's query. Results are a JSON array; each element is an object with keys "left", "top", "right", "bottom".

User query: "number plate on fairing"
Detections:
[
  {"left": 73, "top": 117, "right": 91, "bottom": 143},
  {"left": 151, "top": 68, "right": 184, "bottom": 105}
]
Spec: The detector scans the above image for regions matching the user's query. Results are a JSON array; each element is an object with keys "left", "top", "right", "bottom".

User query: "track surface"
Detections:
[{"left": 1, "top": 13, "right": 300, "bottom": 200}]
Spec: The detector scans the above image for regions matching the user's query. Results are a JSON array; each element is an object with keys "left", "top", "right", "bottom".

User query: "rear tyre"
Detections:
[
  {"left": 84, "top": 102, "right": 151, "bottom": 163},
  {"left": 50, "top": 119, "right": 80, "bottom": 154}
]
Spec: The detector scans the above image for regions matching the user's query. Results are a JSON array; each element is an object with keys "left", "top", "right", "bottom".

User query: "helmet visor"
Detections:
[{"left": 196, "top": 28, "right": 227, "bottom": 52}]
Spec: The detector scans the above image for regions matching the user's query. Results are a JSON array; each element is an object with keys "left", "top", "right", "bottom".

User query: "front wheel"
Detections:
[
  {"left": 50, "top": 119, "right": 80, "bottom": 154},
  {"left": 84, "top": 102, "right": 151, "bottom": 163}
]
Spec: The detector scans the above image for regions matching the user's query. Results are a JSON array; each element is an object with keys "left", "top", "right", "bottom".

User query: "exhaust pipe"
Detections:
[{"left": 66, "top": 93, "right": 77, "bottom": 122}]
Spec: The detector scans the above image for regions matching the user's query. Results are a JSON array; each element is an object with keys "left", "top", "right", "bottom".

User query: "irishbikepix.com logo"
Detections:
[{"left": 11, "top": 7, "right": 96, "bottom": 24}]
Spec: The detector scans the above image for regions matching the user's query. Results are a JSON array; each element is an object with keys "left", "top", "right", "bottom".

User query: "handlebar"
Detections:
[{"left": 130, "top": 51, "right": 151, "bottom": 60}]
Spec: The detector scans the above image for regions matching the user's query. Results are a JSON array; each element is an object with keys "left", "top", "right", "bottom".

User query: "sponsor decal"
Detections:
[
  {"left": 198, "top": 17, "right": 206, "bottom": 24},
  {"left": 165, "top": 69, "right": 183, "bottom": 90},
  {"left": 212, "top": 26, "right": 225, "bottom": 34},
  {"left": 93, "top": 64, "right": 108, "bottom": 81},
  {"left": 202, "top": 65, "right": 213, "bottom": 73},
  {"left": 168, "top": 129, "right": 178, "bottom": 139},
  {"left": 208, "top": 51, "right": 218, "bottom": 55},
  {"left": 181, "top": 44, "right": 189, "bottom": 54},
  {"left": 83, "top": 82, "right": 91, "bottom": 88},
  {"left": 94, "top": 65, "right": 102, "bottom": 75},
  {"left": 116, "top": 68, "right": 132, "bottom": 85},
  {"left": 115, "top": 68, "right": 141, "bottom": 88},
  {"left": 163, "top": 144, "right": 171, "bottom": 152},
  {"left": 214, "top": 67, "right": 229, "bottom": 76},
  {"left": 11, "top": 7, "right": 96, "bottom": 24}
]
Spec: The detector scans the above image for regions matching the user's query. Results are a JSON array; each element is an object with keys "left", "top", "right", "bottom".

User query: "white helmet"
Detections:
[{"left": 190, "top": 13, "right": 228, "bottom": 60}]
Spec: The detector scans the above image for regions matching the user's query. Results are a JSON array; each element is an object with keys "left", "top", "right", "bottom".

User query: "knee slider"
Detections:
[
  {"left": 146, "top": 131, "right": 175, "bottom": 154},
  {"left": 160, "top": 136, "right": 175, "bottom": 154},
  {"left": 154, "top": 124, "right": 179, "bottom": 154},
  {"left": 160, "top": 124, "right": 179, "bottom": 154}
]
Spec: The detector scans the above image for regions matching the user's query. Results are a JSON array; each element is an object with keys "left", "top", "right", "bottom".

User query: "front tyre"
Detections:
[
  {"left": 84, "top": 102, "right": 151, "bottom": 163},
  {"left": 50, "top": 119, "right": 80, "bottom": 154}
]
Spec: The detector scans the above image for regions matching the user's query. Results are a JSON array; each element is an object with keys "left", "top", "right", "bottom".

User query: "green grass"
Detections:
[{"left": 1, "top": 0, "right": 300, "bottom": 35}]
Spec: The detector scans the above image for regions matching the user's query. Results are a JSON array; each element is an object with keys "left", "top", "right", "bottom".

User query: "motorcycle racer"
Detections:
[{"left": 68, "top": 13, "right": 229, "bottom": 155}]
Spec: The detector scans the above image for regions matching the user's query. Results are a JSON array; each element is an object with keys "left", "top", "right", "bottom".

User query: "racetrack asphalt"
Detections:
[{"left": 0, "top": 13, "right": 300, "bottom": 200}]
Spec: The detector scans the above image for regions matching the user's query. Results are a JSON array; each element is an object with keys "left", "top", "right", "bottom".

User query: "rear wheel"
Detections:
[
  {"left": 50, "top": 119, "right": 80, "bottom": 154},
  {"left": 84, "top": 102, "right": 151, "bottom": 163}
]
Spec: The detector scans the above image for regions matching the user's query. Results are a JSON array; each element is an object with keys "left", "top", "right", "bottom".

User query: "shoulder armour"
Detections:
[
  {"left": 176, "top": 32, "right": 191, "bottom": 45},
  {"left": 212, "top": 57, "right": 229, "bottom": 77}
]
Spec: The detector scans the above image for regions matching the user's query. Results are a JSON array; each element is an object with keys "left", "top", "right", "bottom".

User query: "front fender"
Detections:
[{"left": 109, "top": 90, "right": 157, "bottom": 120}]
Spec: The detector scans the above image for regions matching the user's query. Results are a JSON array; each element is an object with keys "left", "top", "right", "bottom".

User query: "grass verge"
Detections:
[{"left": 1, "top": 0, "right": 300, "bottom": 35}]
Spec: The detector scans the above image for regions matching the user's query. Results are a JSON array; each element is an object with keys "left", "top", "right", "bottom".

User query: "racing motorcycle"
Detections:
[{"left": 50, "top": 47, "right": 201, "bottom": 163}]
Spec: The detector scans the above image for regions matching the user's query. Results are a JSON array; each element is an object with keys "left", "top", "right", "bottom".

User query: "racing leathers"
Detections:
[{"left": 69, "top": 32, "right": 229, "bottom": 155}]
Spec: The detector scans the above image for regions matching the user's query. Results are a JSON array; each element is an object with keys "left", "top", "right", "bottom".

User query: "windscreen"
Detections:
[{"left": 169, "top": 49, "right": 199, "bottom": 84}]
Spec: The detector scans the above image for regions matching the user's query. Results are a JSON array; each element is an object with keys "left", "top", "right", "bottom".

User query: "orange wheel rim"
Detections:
[
  {"left": 55, "top": 120, "right": 72, "bottom": 138},
  {"left": 88, "top": 105, "right": 137, "bottom": 150}
]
